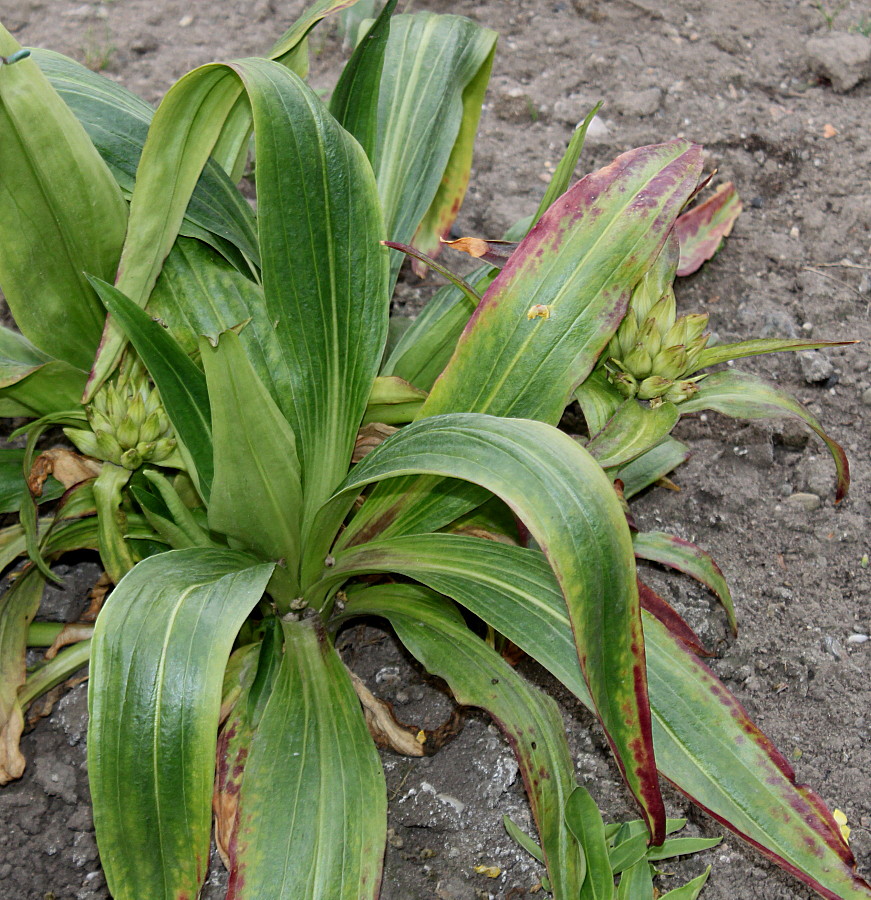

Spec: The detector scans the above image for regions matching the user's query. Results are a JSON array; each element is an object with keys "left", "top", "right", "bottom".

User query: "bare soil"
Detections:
[{"left": 1, "top": 1, "right": 870, "bottom": 898}]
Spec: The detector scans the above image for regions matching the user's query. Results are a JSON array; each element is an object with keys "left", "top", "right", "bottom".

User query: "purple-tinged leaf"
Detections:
[
  {"left": 678, "top": 370, "right": 849, "bottom": 501},
  {"left": 423, "top": 141, "right": 704, "bottom": 425},
  {"left": 633, "top": 531, "right": 736, "bottom": 635},
  {"left": 637, "top": 580, "right": 714, "bottom": 658},
  {"left": 675, "top": 182, "right": 742, "bottom": 277}
]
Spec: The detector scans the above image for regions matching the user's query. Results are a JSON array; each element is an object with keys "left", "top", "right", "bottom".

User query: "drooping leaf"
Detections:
[
  {"left": 0, "top": 32, "right": 126, "bottom": 370},
  {"left": 633, "top": 531, "right": 736, "bottom": 634},
  {"left": 92, "top": 462, "right": 137, "bottom": 584},
  {"left": 339, "top": 584, "right": 585, "bottom": 899},
  {"left": 90, "top": 277, "right": 213, "bottom": 501},
  {"left": 88, "top": 549, "right": 274, "bottom": 900},
  {"left": 200, "top": 331, "right": 302, "bottom": 594},
  {"left": 313, "top": 413, "right": 665, "bottom": 843},
  {"left": 422, "top": 142, "right": 704, "bottom": 424},
  {"left": 678, "top": 370, "right": 849, "bottom": 501},
  {"left": 227, "top": 616, "right": 386, "bottom": 900},
  {"left": 362, "top": 534, "right": 871, "bottom": 900},
  {"left": 32, "top": 48, "right": 260, "bottom": 272},
  {"left": 674, "top": 182, "right": 742, "bottom": 277}
]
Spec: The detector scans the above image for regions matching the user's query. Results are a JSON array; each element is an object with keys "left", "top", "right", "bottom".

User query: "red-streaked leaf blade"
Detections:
[
  {"left": 633, "top": 531, "right": 736, "bottom": 634},
  {"left": 675, "top": 182, "right": 742, "bottom": 277},
  {"left": 228, "top": 616, "right": 386, "bottom": 900},
  {"left": 422, "top": 142, "right": 704, "bottom": 424},
  {"left": 339, "top": 584, "right": 585, "bottom": 900},
  {"left": 313, "top": 413, "right": 666, "bottom": 843},
  {"left": 678, "top": 370, "right": 849, "bottom": 501}
]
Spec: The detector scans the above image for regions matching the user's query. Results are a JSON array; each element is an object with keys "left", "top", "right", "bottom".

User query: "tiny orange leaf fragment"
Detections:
[{"left": 822, "top": 123, "right": 838, "bottom": 138}]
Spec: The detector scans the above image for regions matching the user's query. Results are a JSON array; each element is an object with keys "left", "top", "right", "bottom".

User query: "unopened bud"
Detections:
[
  {"left": 637, "top": 375, "right": 673, "bottom": 400},
  {"left": 610, "top": 370, "right": 638, "bottom": 398},
  {"left": 652, "top": 344, "right": 689, "bottom": 380},
  {"left": 64, "top": 428, "right": 101, "bottom": 460},
  {"left": 95, "top": 430, "right": 124, "bottom": 465},
  {"left": 120, "top": 447, "right": 143, "bottom": 470},
  {"left": 622, "top": 342, "right": 653, "bottom": 379}
]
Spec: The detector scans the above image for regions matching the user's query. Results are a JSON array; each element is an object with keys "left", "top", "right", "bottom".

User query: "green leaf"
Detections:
[
  {"left": 200, "top": 331, "right": 302, "bottom": 594},
  {"left": 694, "top": 337, "right": 854, "bottom": 371},
  {"left": 32, "top": 48, "right": 260, "bottom": 272},
  {"left": 340, "top": 584, "right": 585, "bottom": 900},
  {"left": 314, "top": 413, "right": 665, "bottom": 843},
  {"left": 422, "top": 142, "right": 704, "bottom": 424},
  {"left": 675, "top": 182, "right": 742, "bottom": 277},
  {"left": 632, "top": 531, "right": 736, "bottom": 634},
  {"left": 614, "top": 437, "right": 690, "bottom": 499},
  {"left": 616, "top": 859, "right": 653, "bottom": 900},
  {"left": 575, "top": 368, "right": 627, "bottom": 437},
  {"left": 645, "top": 836, "right": 722, "bottom": 861},
  {"left": 269, "top": 0, "right": 366, "bottom": 65},
  {"left": 0, "top": 568, "right": 45, "bottom": 783},
  {"left": 659, "top": 866, "right": 711, "bottom": 899},
  {"left": 329, "top": 0, "right": 397, "bottom": 159},
  {"left": 565, "top": 786, "right": 615, "bottom": 900},
  {"left": 92, "top": 462, "right": 137, "bottom": 584},
  {"left": 372, "top": 13, "right": 497, "bottom": 283},
  {"left": 381, "top": 535, "right": 871, "bottom": 899},
  {"left": 88, "top": 549, "right": 274, "bottom": 900},
  {"left": 90, "top": 276, "right": 213, "bottom": 501},
  {"left": 504, "top": 815, "right": 546, "bottom": 864},
  {"left": 227, "top": 616, "right": 386, "bottom": 900},
  {"left": 362, "top": 375, "right": 427, "bottom": 425},
  {"left": 609, "top": 832, "right": 650, "bottom": 875},
  {"left": 586, "top": 400, "right": 680, "bottom": 470},
  {"left": 678, "top": 370, "right": 849, "bottom": 501},
  {"left": 0, "top": 24, "right": 127, "bottom": 370}
]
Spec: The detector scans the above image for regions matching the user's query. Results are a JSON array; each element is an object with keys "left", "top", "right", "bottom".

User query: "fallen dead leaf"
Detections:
[
  {"left": 353, "top": 423, "right": 398, "bottom": 463},
  {"left": 44, "top": 623, "right": 95, "bottom": 660},
  {"left": 348, "top": 668, "right": 424, "bottom": 757}
]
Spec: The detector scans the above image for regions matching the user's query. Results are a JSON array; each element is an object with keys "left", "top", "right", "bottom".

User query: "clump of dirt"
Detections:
[{"left": 2, "top": 1, "right": 869, "bottom": 899}]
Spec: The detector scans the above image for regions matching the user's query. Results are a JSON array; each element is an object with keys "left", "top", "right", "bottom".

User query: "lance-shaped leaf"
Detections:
[
  {"left": 371, "top": 13, "right": 497, "bottom": 283},
  {"left": 678, "top": 370, "right": 849, "bottom": 501},
  {"left": 674, "top": 182, "right": 742, "bottom": 277},
  {"left": 88, "top": 549, "right": 274, "bottom": 900},
  {"left": 565, "top": 786, "right": 615, "bottom": 900},
  {"left": 227, "top": 615, "right": 386, "bottom": 900},
  {"left": 90, "top": 277, "right": 213, "bottom": 501},
  {"left": 0, "top": 26, "right": 127, "bottom": 370},
  {"left": 422, "top": 142, "right": 704, "bottom": 424},
  {"left": 340, "top": 584, "right": 585, "bottom": 900},
  {"left": 329, "top": 0, "right": 397, "bottom": 159},
  {"left": 359, "top": 535, "right": 870, "bottom": 900},
  {"left": 313, "top": 413, "right": 665, "bottom": 843},
  {"left": 586, "top": 400, "right": 680, "bottom": 470},
  {"left": 32, "top": 48, "right": 259, "bottom": 273},
  {"left": 633, "top": 531, "right": 735, "bottom": 634},
  {"left": 200, "top": 331, "right": 303, "bottom": 594},
  {"left": 693, "top": 337, "right": 855, "bottom": 372}
]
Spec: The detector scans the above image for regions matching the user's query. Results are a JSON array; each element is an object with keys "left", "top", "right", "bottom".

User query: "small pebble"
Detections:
[
  {"left": 861, "top": 387, "right": 871, "bottom": 407},
  {"left": 179, "top": 14, "right": 194, "bottom": 27},
  {"left": 785, "top": 491, "right": 821, "bottom": 512},
  {"left": 846, "top": 634, "right": 869, "bottom": 644}
]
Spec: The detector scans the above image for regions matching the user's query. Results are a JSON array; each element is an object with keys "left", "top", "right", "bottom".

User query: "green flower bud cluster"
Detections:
[
  {"left": 65, "top": 362, "right": 176, "bottom": 470},
  {"left": 606, "top": 283, "right": 710, "bottom": 405}
]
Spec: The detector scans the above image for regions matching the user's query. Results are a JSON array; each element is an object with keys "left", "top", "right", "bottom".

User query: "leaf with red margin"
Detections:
[
  {"left": 637, "top": 580, "right": 714, "bottom": 658},
  {"left": 337, "top": 583, "right": 586, "bottom": 900},
  {"left": 633, "top": 531, "right": 736, "bottom": 635},
  {"left": 678, "top": 371, "right": 849, "bottom": 502},
  {"left": 675, "top": 182, "right": 742, "bottom": 277},
  {"left": 423, "top": 141, "right": 705, "bottom": 424}
]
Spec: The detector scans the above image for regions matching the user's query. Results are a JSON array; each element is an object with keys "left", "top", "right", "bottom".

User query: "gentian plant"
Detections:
[{"left": 0, "top": 2, "right": 866, "bottom": 899}]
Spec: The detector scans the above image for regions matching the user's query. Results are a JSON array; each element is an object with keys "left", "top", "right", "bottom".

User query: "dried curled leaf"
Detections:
[{"left": 28, "top": 449, "right": 101, "bottom": 498}]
